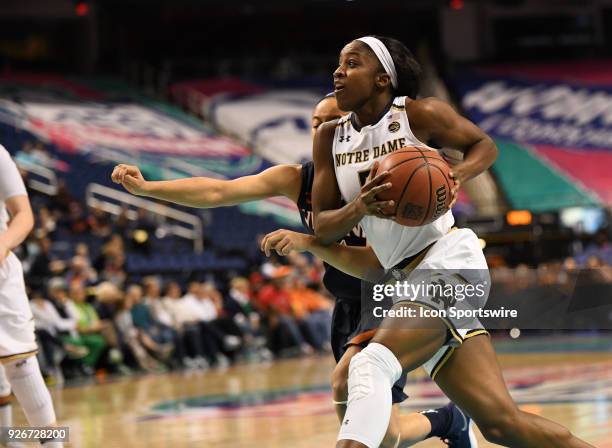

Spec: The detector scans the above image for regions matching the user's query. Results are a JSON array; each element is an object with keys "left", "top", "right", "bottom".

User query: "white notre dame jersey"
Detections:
[
  {"left": 0, "top": 144, "right": 36, "bottom": 358},
  {"left": 332, "top": 96, "right": 454, "bottom": 269},
  {"left": 0, "top": 144, "right": 27, "bottom": 233}
]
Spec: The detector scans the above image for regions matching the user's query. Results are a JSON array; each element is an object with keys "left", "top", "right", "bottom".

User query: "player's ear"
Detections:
[{"left": 375, "top": 73, "right": 391, "bottom": 90}]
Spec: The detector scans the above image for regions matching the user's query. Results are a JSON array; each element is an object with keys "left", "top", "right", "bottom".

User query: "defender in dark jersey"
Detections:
[
  {"left": 297, "top": 161, "right": 407, "bottom": 406},
  {"left": 111, "top": 94, "right": 476, "bottom": 448}
]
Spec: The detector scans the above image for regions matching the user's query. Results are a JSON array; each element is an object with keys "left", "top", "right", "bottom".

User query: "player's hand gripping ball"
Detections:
[{"left": 373, "top": 146, "right": 454, "bottom": 226}]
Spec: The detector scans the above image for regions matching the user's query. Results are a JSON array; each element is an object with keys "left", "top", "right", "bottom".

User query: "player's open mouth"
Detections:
[{"left": 334, "top": 83, "right": 346, "bottom": 93}]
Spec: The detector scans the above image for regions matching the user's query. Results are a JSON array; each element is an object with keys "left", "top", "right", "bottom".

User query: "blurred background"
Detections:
[{"left": 0, "top": 0, "right": 610, "bottom": 446}]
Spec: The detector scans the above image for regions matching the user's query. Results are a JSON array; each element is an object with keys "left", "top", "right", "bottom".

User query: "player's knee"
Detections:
[
  {"left": 331, "top": 362, "right": 349, "bottom": 401},
  {"left": 477, "top": 406, "right": 521, "bottom": 444},
  {"left": 347, "top": 343, "right": 402, "bottom": 401},
  {"left": 3, "top": 356, "right": 56, "bottom": 427}
]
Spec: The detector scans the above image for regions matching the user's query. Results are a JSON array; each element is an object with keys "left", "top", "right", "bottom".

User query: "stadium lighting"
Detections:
[
  {"left": 75, "top": 1, "right": 89, "bottom": 17},
  {"left": 507, "top": 210, "right": 533, "bottom": 226},
  {"left": 449, "top": 0, "right": 464, "bottom": 10}
]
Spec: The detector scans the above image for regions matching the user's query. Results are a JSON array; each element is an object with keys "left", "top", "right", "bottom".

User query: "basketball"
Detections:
[{"left": 374, "top": 146, "right": 453, "bottom": 226}]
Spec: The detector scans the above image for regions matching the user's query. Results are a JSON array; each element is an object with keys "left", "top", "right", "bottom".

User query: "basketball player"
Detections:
[
  {"left": 111, "top": 95, "right": 476, "bottom": 447},
  {"left": 0, "top": 145, "right": 63, "bottom": 447},
  {"left": 277, "top": 35, "right": 593, "bottom": 448}
]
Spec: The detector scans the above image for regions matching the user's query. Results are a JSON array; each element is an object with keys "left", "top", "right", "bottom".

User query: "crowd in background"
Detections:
[
  {"left": 23, "top": 216, "right": 335, "bottom": 385},
  {"left": 9, "top": 141, "right": 612, "bottom": 386},
  {"left": 15, "top": 153, "right": 334, "bottom": 385}
]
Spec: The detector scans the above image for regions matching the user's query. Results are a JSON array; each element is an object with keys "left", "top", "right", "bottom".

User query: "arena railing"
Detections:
[
  {"left": 85, "top": 183, "right": 204, "bottom": 253},
  {"left": 15, "top": 160, "right": 58, "bottom": 196},
  {"left": 15, "top": 160, "right": 59, "bottom": 196}
]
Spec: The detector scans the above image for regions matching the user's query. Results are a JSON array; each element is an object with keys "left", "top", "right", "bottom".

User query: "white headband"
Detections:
[{"left": 357, "top": 36, "right": 398, "bottom": 89}]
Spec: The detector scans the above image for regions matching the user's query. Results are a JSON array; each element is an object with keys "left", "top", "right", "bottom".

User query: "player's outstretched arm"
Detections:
[
  {"left": 111, "top": 164, "right": 302, "bottom": 208},
  {"left": 260, "top": 229, "right": 382, "bottom": 282}
]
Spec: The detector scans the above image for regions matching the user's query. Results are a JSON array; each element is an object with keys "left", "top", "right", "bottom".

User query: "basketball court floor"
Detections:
[{"left": 11, "top": 333, "right": 612, "bottom": 447}]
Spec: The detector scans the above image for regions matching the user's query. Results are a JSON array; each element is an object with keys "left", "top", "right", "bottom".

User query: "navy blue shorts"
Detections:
[{"left": 331, "top": 297, "right": 408, "bottom": 404}]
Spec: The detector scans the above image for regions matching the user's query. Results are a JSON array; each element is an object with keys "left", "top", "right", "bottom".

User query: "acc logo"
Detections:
[{"left": 388, "top": 121, "right": 400, "bottom": 133}]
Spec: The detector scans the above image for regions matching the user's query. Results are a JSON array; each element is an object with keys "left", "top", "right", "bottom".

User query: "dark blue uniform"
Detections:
[{"left": 297, "top": 162, "right": 407, "bottom": 404}]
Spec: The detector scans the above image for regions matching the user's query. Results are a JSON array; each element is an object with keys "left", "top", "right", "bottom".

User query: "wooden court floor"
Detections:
[{"left": 9, "top": 335, "right": 612, "bottom": 448}]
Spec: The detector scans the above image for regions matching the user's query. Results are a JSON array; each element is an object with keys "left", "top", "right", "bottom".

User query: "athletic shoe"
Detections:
[{"left": 442, "top": 403, "right": 478, "bottom": 447}]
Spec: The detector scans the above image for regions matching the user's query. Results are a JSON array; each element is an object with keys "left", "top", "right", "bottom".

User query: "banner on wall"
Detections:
[
  {"left": 209, "top": 90, "right": 324, "bottom": 165},
  {"left": 0, "top": 76, "right": 301, "bottom": 225},
  {"left": 456, "top": 69, "right": 612, "bottom": 205},
  {"left": 459, "top": 76, "right": 612, "bottom": 150}
]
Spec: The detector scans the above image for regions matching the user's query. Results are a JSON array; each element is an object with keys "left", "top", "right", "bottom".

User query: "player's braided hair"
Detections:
[{"left": 370, "top": 35, "right": 421, "bottom": 99}]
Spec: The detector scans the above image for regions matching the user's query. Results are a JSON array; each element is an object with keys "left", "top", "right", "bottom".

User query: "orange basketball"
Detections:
[{"left": 374, "top": 146, "right": 453, "bottom": 226}]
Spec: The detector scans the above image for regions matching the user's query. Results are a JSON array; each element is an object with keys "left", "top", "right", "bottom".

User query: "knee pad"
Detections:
[
  {"left": 0, "top": 365, "right": 11, "bottom": 397},
  {"left": 338, "top": 343, "right": 403, "bottom": 447},
  {"left": 4, "top": 356, "right": 56, "bottom": 427},
  {"left": 347, "top": 343, "right": 402, "bottom": 403}
]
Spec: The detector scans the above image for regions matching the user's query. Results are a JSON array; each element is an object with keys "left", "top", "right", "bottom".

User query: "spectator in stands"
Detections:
[
  {"left": 65, "top": 255, "right": 98, "bottom": 289},
  {"left": 112, "top": 205, "right": 131, "bottom": 239},
  {"left": 143, "top": 276, "right": 185, "bottom": 365},
  {"left": 69, "top": 283, "right": 129, "bottom": 373},
  {"left": 130, "top": 281, "right": 175, "bottom": 364},
  {"left": 87, "top": 206, "right": 113, "bottom": 238},
  {"left": 228, "top": 277, "right": 261, "bottom": 333},
  {"left": 74, "top": 242, "right": 91, "bottom": 262},
  {"left": 45, "top": 279, "right": 94, "bottom": 378},
  {"left": 114, "top": 286, "right": 164, "bottom": 372},
  {"left": 92, "top": 281, "right": 123, "bottom": 322},
  {"left": 227, "top": 277, "right": 271, "bottom": 361},
  {"left": 94, "top": 234, "right": 125, "bottom": 273},
  {"left": 256, "top": 267, "right": 310, "bottom": 356},
  {"left": 64, "top": 202, "right": 90, "bottom": 235},
  {"left": 162, "top": 282, "right": 211, "bottom": 369},
  {"left": 287, "top": 252, "right": 321, "bottom": 288},
  {"left": 49, "top": 179, "right": 75, "bottom": 214},
  {"left": 200, "top": 282, "right": 244, "bottom": 352},
  {"left": 144, "top": 277, "right": 176, "bottom": 332},
  {"left": 30, "top": 290, "right": 87, "bottom": 383},
  {"left": 37, "top": 207, "right": 57, "bottom": 236},
  {"left": 27, "top": 236, "right": 66, "bottom": 292},
  {"left": 100, "top": 252, "right": 127, "bottom": 288},
  {"left": 287, "top": 275, "right": 332, "bottom": 353},
  {"left": 177, "top": 282, "right": 232, "bottom": 367},
  {"left": 69, "top": 283, "right": 120, "bottom": 372}
]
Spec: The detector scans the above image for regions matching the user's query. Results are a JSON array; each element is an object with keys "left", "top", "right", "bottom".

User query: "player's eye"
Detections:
[{"left": 347, "top": 59, "right": 357, "bottom": 68}]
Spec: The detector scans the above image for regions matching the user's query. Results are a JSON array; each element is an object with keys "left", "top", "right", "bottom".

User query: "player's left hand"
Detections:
[{"left": 261, "top": 229, "right": 314, "bottom": 257}]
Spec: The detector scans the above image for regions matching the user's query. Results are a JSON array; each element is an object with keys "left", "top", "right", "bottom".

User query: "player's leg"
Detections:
[
  {"left": 333, "top": 343, "right": 444, "bottom": 448},
  {"left": 0, "top": 253, "right": 62, "bottom": 447},
  {"left": 2, "top": 356, "right": 63, "bottom": 447},
  {"left": 337, "top": 304, "right": 448, "bottom": 448},
  {"left": 434, "top": 334, "right": 595, "bottom": 448},
  {"left": 333, "top": 344, "right": 403, "bottom": 448},
  {"left": 332, "top": 345, "right": 360, "bottom": 421},
  {"left": 0, "top": 363, "right": 12, "bottom": 427}
]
